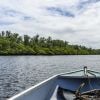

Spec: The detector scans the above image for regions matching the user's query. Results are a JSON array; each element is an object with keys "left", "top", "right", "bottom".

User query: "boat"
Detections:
[{"left": 9, "top": 66, "right": 100, "bottom": 100}]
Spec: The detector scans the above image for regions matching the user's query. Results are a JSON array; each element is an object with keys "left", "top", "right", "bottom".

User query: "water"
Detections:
[{"left": 0, "top": 55, "right": 100, "bottom": 99}]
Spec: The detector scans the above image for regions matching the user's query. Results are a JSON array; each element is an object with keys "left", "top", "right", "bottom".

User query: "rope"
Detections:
[
  {"left": 85, "top": 71, "right": 94, "bottom": 90},
  {"left": 87, "top": 70, "right": 96, "bottom": 77},
  {"left": 87, "top": 75, "right": 94, "bottom": 90},
  {"left": 88, "top": 70, "right": 100, "bottom": 87},
  {"left": 60, "top": 69, "right": 83, "bottom": 76},
  {"left": 88, "top": 70, "right": 100, "bottom": 75}
]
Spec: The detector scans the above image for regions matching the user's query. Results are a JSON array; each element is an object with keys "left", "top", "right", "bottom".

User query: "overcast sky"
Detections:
[{"left": 0, "top": 0, "right": 100, "bottom": 48}]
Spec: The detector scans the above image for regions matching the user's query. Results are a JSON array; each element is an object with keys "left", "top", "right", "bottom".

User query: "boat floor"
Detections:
[{"left": 50, "top": 86, "right": 100, "bottom": 100}]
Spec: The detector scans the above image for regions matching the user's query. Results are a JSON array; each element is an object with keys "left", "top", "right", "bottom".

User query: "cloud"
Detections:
[
  {"left": 0, "top": 21, "right": 14, "bottom": 26},
  {"left": 23, "top": 16, "right": 33, "bottom": 21},
  {"left": 0, "top": 0, "right": 100, "bottom": 48},
  {"left": 77, "top": 0, "right": 100, "bottom": 10},
  {"left": 46, "top": 7, "right": 75, "bottom": 17}
]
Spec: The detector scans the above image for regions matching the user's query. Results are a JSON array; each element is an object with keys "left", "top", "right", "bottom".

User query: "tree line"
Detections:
[{"left": 0, "top": 31, "right": 99, "bottom": 55}]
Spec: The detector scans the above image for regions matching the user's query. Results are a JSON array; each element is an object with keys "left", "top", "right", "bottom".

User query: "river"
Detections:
[{"left": 0, "top": 55, "right": 100, "bottom": 99}]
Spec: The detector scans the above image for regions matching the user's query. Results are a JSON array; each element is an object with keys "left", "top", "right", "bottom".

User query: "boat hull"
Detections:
[
  {"left": 9, "top": 75, "right": 100, "bottom": 100},
  {"left": 9, "top": 68, "right": 100, "bottom": 100}
]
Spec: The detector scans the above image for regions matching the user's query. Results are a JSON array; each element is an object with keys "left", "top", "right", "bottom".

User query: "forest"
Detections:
[{"left": 0, "top": 31, "right": 99, "bottom": 55}]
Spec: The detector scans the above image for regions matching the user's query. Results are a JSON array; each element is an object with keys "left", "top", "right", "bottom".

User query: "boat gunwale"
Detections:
[
  {"left": 59, "top": 75, "right": 100, "bottom": 78},
  {"left": 8, "top": 69, "right": 84, "bottom": 99},
  {"left": 8, "top": 75, "right": 58, "bottom": 100},
  {"left": 8, "top": 68, "right": 100, "bottom": 100}
]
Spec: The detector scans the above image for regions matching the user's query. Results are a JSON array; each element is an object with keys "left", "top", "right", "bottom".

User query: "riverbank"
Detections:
[{"left": 0, "top": 31, "right": 99, "bottom": 55}]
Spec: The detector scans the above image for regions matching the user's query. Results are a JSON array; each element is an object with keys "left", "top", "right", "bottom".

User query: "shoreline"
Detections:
[{"left": 0, "top": 54, "right": 99, "bottom": 56}]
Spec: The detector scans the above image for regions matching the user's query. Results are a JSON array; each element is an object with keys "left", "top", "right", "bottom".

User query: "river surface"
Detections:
[{"left": 0, "top": 55, "right": 100, "bottom": 99}]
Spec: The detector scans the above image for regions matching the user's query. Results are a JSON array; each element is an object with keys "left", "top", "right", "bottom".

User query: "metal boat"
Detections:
[{"left": 9, "top": 67, "right": 100, "bottom": 100}]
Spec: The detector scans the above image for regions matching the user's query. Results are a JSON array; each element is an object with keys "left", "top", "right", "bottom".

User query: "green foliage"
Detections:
[{"left": 0, "top": 31, "right": 99, "bottom": 55}]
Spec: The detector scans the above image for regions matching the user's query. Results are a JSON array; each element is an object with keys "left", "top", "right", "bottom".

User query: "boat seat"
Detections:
[
  {"left": 50, "top": 86, "right": 75, "bottom": 100},
  {"left": 50, "top": 85, "right": 59, "bottom": 100}
]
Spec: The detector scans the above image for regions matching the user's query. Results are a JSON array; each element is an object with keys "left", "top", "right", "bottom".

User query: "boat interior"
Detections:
[
  {"left": 50, "top": 76, "right": 100, "bottom": 100},
  {"left": 50, "top": 68, "right": 100, "bottom": 100}
]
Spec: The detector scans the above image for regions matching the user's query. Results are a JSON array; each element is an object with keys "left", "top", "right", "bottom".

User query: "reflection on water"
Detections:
[{"left": 0, "top": 55, "right": 100, "bottom": 99}]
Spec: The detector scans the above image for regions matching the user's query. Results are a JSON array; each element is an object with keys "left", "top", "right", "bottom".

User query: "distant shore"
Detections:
[
  {"left": 0, "top": 31, "right": 99, "bottom": 55},
  {"left": 0, "top": 54, "right": 99, "bottom": 56}
]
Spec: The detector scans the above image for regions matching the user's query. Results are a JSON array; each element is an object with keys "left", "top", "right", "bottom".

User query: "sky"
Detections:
[{"left": 0, "top": 0, "right": 100, "bottom": 48}]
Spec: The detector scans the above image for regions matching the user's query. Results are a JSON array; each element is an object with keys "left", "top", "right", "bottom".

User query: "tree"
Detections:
[
  {"left": 1, "top": 31, "right": 5, "bottom": 37},
  {"left": 6, "top": 31, "right": 12, "bottom": 38},
  {"left": 34, "top": 34, "right": 39, "bottom": 43},
  {"left": 24, "top": 35, "right": 30, "bottom": 45}
]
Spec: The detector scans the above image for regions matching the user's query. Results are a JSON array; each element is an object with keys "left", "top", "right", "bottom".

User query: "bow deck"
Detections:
[{"left": 9, "top": 67, "right": 100, "bottom": 100}]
